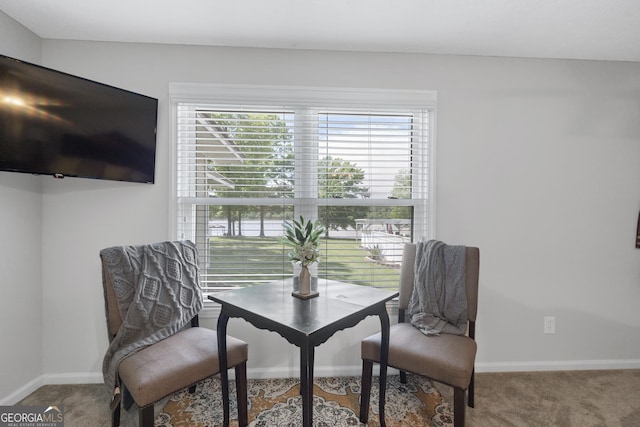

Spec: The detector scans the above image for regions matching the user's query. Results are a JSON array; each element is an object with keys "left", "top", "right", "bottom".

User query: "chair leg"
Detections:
[
  {"left": 139, "top": 405, "right": 154, "bottom": 427},
  {"left": 122, "top": 386, "right": 134, "bottom": 411},
  {"left": 468, "top": 369, "right": 475, "bottom": 408},
  {"left": 400, "top": 370, "right": 407, "bottom": 384},
  {"left": 111, "top": 401, "right": 120, "bottom": 427},
  {"left": 453, "top": 387, "right": 466, "bottom": 427},
  {"left": 235, "top": 362, "right": 248, "bottom": 427},
  {"left": 110, "top": 386, "right": 121, "bottom": 427},
  {"left": 359, "top": 359, "right": 373, "bottom": 423}
]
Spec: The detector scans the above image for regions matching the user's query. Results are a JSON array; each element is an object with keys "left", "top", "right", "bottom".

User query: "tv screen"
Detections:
[{"left": 0, "top": 55, "right": 158, "bottom": 183}]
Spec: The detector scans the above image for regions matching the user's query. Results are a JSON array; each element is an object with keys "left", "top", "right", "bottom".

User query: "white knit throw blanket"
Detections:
[
  {"left": 408, "top": 240, "right": 468, "bottom": 336},
  {"left": 100, "top": 240, "right": 202, "bottom": 393}
]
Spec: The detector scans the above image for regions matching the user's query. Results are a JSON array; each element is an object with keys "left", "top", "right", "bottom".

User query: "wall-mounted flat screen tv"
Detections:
[{"left": 0, "top": 55, "right": 158, "bottom": 183}]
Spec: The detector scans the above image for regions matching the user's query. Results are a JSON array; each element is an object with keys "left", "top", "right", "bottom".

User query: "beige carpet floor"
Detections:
[{"left": 16, "top": 369, "right": 640, "bottom": 426}]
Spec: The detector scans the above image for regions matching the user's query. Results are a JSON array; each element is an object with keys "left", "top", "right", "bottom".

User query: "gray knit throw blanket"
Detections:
[
  {"left": 100, "top": 240, "right": 202, "bottom": 393},
  {"left": 408, "top": 240, "right": 468, "bottom": 336}
]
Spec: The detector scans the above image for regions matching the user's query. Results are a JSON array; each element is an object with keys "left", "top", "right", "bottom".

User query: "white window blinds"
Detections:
[{"left": 171, "top": 84, "right": 435, "bottom": 294}]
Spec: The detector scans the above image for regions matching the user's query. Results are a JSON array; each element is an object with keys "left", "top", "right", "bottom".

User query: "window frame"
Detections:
[{"left": 169, "top": 84, "right": 437, "bottom": 301}]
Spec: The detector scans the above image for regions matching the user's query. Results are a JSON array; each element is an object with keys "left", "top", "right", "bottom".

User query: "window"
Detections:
[{"left": 170, "top": 84, "right": 435, "bottom": 294}]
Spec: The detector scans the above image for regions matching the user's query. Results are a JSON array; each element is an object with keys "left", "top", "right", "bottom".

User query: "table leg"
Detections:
[
  {"left": 378, "top": 308, "right": 391, "bottom": 427},
  {"left": 217, "top": 311, "right": 230, "bottom": 427},
  {"left": 300, "top": 343, "right": 315, "bottom": 427}
]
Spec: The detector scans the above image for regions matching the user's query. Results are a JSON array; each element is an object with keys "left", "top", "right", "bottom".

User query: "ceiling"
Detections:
[{"left": 1, "top": 0, "right": 639, "bottom": 62}]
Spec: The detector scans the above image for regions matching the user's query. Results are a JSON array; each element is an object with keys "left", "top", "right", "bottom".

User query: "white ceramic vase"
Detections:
[{"left": 299, "top": 265, "right": 311, "bottom": 295}]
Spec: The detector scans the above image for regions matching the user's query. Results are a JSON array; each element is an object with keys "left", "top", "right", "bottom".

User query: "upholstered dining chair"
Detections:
[
  {"left": 100, "top": 241, "right": 249, "bottom": 427},
  {"left": 360, "top": 243, "right": 479, "bottom": 427}
]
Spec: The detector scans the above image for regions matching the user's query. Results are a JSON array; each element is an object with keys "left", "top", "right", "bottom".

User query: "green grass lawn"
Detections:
[{"left": 205, "top": 236, "right": 400, "bottom": 290}]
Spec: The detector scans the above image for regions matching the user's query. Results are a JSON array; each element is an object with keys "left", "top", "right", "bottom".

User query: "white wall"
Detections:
[
  {"left": 4, "top": 34, "right": 640, "bottom": 400},
  {"left": 436, "top": 57, "right": 640, "bottom": 369},
  {"left": 39, "top": 41, "right": 640, "bottom": 377},
  {"left": 0, "top": 11, "right": 44, "bottom": 403}
]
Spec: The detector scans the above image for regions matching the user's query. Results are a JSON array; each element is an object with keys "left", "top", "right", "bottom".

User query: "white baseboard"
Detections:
[
  {"left": 0, "top": 372, "right": 104, "bottom": 405},
  {"left": 250, "top": 359, "right": 640, "bottom": 378},
  {"left": 246, "top": 365, "right": 392, "bottom": 379},
  {"left": 476, "top": 358, "right": 640, "bottom": 373},
  {"left": 0, "top": 376, "right": 45, "bottom": 406},
  {"left": 41, "top": 372, "right": 104, "bottom": 384},
  {"left": 4, "top": 359, "right": 640, "bottom": 405}
]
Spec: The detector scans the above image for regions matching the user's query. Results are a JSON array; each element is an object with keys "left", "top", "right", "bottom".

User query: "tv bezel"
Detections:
[{"left": 0, "top": 54, "right": 158, "bottom": 184}]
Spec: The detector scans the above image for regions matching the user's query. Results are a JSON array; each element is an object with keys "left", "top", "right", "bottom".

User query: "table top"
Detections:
[{"left": 208, "top": 279, "right": 398, "bottom": 345}]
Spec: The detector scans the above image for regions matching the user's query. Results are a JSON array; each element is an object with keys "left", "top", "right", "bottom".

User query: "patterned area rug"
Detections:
[{"left": 156, "top": 375, "right": 453, "bottom": 426}]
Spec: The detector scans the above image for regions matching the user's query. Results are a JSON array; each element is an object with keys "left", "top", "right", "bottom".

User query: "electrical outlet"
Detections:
[{"left": 544, "top": 316, "right": 556, "bottom": 334}]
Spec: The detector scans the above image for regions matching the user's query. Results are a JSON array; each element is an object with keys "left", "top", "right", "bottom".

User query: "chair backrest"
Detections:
[
  {"left": 102, "top": 261, "right": 122, "bottom": 341},
  {"left": 397, "top": 243, "right": 480, "bottom": 331},
  {"left": 101, "top": 242, "right": 201, "bottom": 343}
]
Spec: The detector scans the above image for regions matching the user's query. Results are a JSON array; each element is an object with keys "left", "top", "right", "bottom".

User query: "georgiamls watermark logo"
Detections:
[{"left": 0, "top": 405, "right": 64, "bottom": 427}]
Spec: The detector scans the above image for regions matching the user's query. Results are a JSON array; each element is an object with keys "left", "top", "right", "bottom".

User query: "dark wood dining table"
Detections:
[{"left": 209, "top": 279, "right": 398, "bottom": 427}]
